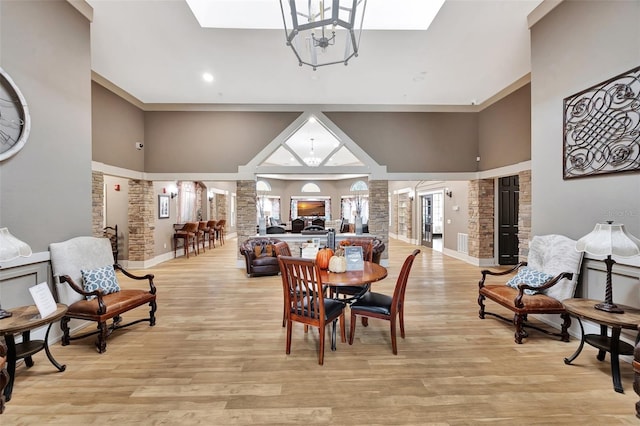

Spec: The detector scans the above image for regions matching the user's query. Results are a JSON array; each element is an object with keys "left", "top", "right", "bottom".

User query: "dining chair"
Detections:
[
  {"left": 274, "top": 241, "right": 293, "bottom": 327},
  {"left": 278, "top": 255, "right": 346, "bottom": 365},
  {"left": 348, "top": 249, "right": 420, "bottom": 355},
  {"left": 214, "top": 219, "right": 226, "bottom": 245}
]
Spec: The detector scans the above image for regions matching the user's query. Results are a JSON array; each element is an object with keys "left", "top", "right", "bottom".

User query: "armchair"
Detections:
[
  {"left": 478, "top": 234, "right": 583, "bottom": 344},
  {"left": 49, "top": 236, "right": 157, "bottom": 353},
  {"left": 239, "top": 237, "right": 284, "bottom": 277}
]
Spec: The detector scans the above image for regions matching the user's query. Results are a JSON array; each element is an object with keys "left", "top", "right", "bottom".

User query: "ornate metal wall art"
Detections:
[{"left": 563, "top": 65, "right": 640, "bottom": 179}]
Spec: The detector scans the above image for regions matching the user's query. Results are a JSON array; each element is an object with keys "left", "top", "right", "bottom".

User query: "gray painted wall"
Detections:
[
  {"left": 144, "top": 111, "right": 301, "bottom": 173},
  {"left": 530, "top": 1, "right": 640, "bottom": 239},
  {"left": 0, "top": 1, "right": 92, "bottom": 251},
  {"left": 325, "top": 112, "right": 479, "bottom": 172},
  {"left": 92, "top": 82, "right": 145, "bottom": 171},
  {"left": 478, "top": 84, "right": 531, "bottom": 170}
]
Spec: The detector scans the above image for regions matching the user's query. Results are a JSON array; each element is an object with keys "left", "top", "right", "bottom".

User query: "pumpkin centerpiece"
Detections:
[
  {"left": 328, "top": 247, "right": 347, "bottom": 273},
  {"left": 315, "top": 247, "right": 334, "bottom": 270}
]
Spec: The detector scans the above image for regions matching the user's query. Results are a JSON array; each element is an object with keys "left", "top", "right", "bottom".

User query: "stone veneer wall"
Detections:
[
  {"left": 368, "top": 180, "right": 389, "bottom": 261},
  {"left": 236, "top": 180, "right": 256, "bottom": 260},
  {"left": 92, "top": 171, "right": 104, "bottom": 237},
  {"left": 217, "top": 193, "right": 227, "bottom": 222},
  {"left": 468, "top": 179, "right": 494, "bottom": 260},
  {"left": 517, "top": 170, "right": 532, "bottom": 261},
  {"left": 128, "top": 179, "right": 155, "bottom": 261}
]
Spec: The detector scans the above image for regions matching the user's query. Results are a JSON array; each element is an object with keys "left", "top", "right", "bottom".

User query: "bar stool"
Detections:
[
  {"left": 173, "top": 222, "right": 198, "bottom": 258},
  {"left": 215, "top": 219, "right": 226, "bottom": 245},
  {"left": 197, "top": 221, "right": 208, "bottom": 253},
  {"left": 206, "top": 220, "right": 217, "bottom": 249}
]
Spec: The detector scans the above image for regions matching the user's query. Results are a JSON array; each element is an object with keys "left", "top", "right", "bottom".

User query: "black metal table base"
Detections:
[
  {"left": 4, "top": 322, "right": 66, "bottom": 402},
  {"left": 564, "top": 318, "right": 634, "bottom": 393}
]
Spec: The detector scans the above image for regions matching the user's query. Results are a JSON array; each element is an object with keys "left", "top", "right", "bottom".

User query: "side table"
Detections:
[
  {"left": 562, "top": 298, "right": 640, "bottom": 393},
  {"left": 0, "top": 303, "right": 67, "bottom": 402}
]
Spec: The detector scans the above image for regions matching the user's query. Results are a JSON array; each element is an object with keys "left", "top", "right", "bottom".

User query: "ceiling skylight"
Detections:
[{"left": 185, "top": 0, "right": 445, "bottom": 31}]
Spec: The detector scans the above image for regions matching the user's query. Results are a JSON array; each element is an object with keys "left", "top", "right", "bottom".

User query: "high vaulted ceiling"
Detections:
[{"left": 87, "top": 0, "right": 542, "bottom": 108}]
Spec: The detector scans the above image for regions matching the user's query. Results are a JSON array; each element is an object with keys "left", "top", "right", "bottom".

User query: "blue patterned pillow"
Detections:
[
  {"left": 506, "top": 266, "right": 554, "bottom": 295},
  {"left": 81, "top": 265, "right": 120, "bottom": 300}
]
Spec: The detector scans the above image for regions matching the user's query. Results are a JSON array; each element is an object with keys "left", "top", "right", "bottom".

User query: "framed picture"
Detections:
[{"left": 158, "top": 194, "right": 170, "bottom": 219}]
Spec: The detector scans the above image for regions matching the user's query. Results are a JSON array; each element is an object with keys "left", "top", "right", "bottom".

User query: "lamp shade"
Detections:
[
  {"left": 575, "top": 222, "right": 640, "bottom": 258},
  {"left": 0, "top": 227, "right": 32, "bottom": 262}
]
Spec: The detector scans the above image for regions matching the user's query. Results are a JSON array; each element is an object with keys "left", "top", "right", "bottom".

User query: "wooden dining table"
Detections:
[{"left": 320, "top": 261, "right": 388, "bottom": 301}]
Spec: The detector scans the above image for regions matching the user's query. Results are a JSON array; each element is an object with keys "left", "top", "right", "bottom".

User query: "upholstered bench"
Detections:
[
  {"left": 240, "top": 237, "right": 284, "bottom": 277},
  {"left": 50, "top": 237, "right": 157, "bottom": 353},
  {"left": 478, "top": 234, "right": 583, "bottom": 344}
]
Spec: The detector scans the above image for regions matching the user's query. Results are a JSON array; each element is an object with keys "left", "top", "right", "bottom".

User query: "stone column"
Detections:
[
  {"left": 368, "top": 180, "right": 389, "bottom": 262},
  {"left": 468, "top": 179, "right": 494, "bottom": 261},
  {"left": 518, "top": 170, "right": 532, "bottom": 261},
  {"left": 92, "top": 171, "right": 104, "bottom": 237},
  {"left": 217, "top": 193, "right": 227, "bottom": 221},
  {"left": 236, "top": 180, "right": 256, "bottom": 260},
  {"left": 128, "top": 179, "right": 155, "bottom": 262}
]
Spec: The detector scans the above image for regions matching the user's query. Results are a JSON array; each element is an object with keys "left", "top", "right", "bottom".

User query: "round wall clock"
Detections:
[{"left": 0, "top": 67, "right": 30, "bottom": 162}]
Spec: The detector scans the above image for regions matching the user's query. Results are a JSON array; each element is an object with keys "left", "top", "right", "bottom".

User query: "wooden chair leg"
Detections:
[
  {"left": 349, "top": 311, "right": 357, "bottom": 345},
  {"left": 390, "top": 317, "right": 398, "bottom": 355},
  {"left": 318, "top": 324, "right": 325, "bottom": 365}
]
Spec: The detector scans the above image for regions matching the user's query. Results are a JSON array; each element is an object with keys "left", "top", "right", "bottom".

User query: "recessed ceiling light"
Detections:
[{"left": 202, "top": 72, "right": 214, "bottom": 83}]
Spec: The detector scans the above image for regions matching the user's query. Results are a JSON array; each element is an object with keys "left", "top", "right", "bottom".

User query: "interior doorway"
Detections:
[
  {"left": 421, "top": 194, "right": 433, "bottom": 249},
  {"left": 498, "top": 175, "right": 519, "bottom": 265}
]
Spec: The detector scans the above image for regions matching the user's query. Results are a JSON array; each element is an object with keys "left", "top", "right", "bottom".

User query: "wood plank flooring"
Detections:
[{"left": 2, "top": 238, "right": 639, "bottom": 425}]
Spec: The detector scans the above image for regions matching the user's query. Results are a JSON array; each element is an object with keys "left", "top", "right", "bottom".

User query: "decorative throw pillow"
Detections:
[
  {"left": 506, "top": 266, "right": 554, "bottom": 295},
  {"left": 266, "top": 244, "right": 274, "bottom": 257},
  {"left": 81, "top": 265, "right": 120, "bottom": 300},
  {"left": 254, "top": 245, "right": 262, "bottom": 258}
]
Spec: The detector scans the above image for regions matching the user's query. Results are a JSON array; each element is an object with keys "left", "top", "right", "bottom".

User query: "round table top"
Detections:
[
  {"left": 562, "top": 298, "right": 640, "bottom": 330},
  {"left": 0, "top": 303, "right": 68, "bottom": 335},
  {"left": 320, "top": 261, "right": 388, "bottom": 287}
]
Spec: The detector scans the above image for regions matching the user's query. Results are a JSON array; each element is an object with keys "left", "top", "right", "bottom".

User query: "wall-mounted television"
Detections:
[{"left": 295, "top": 200, "right": 326, "bottom": 217}]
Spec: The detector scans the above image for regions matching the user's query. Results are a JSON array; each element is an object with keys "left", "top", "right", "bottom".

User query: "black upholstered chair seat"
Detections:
[
  {"left": 350, "top": 292, "right": 392, "bottom": 316},
  {"left": 292, "top": 298, "right": 345, "bottom": 320}
]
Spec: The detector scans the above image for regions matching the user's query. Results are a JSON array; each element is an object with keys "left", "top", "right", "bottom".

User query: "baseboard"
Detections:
[{"left": 442, "top": 248, "right": 496, "bottom": 267}]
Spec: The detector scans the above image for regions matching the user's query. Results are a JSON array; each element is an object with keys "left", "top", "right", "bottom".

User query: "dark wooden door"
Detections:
[
  {"left": 498, "top": 176, "right": 519, "bottom": 265},
  {"left": 421, "top": 194, "right": 433, "bottom": 248}
]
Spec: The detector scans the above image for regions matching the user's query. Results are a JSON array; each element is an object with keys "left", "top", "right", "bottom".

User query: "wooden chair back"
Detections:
[{"left": 392, "top": 249, "right": 421, "bottom": 315}]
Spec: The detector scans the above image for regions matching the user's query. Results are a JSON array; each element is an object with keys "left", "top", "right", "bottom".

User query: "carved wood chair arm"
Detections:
[
  {"left": 514, "top": 272, "right": 574, "bottom": 308},
  {"left": 478, "top": 262, "right": 527, "bottom": 289},
  {"left": 114, "top": 264, "right": 156, "bottom": 294},
  {"left": 58, "top": 274, "right": 107, "bottom": 314}
]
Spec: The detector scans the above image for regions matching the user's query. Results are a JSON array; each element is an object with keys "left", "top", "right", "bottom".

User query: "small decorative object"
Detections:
[
  {"left": 258, "top": 217, "right": 266, "bottom": 235},
  {"left": 315, "top": 247, "right": 334, "bottom": 270},
  {"left": 158, "top": 194, "right": 170, "bottom": 219},
  {"left": 355, "top": 215, "right": 363, "bottom": 235},
  {"left": 576, "top": 221, "right": 640, "bottom": 313},
  {"left": 328, "top": 247, "right": 347, "bottom": 273},
  {"left": 563, "top": 65, "right": 640, "bottom": 179},
  {"left": 340, "top": 240, "right": 351, "bottom": 247}
]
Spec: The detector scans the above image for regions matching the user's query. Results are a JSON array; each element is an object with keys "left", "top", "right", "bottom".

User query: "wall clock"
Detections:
[{"left": 0, "top": 67, "right": 30, "bottom": 162}]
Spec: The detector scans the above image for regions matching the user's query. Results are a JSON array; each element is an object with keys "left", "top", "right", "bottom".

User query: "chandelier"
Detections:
[
  {"left": 303, "top": 138, "right": 322, "bottom": 167},
  {"left": 279, "top": 0, "right": 367, "bottom": 70}
]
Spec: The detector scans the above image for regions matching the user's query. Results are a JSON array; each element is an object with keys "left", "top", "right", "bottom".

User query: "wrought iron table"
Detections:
[{"left": 562, "top": 298, "right": 640, "bottom": 393}]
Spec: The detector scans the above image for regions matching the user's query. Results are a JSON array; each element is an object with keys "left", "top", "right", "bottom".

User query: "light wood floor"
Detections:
[{"left": 3, "top": 238, "right": 639, "bottom": 425}]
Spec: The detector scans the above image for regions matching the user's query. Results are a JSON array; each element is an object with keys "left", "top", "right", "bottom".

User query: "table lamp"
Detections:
[
  {"left": 0, "top": 227, "right": 33, "bottom": 319},
  {"left": 576, "top": 221, "right": 640, "bottom": 314}
]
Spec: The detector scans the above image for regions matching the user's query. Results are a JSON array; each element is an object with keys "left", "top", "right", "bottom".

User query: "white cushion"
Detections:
[{"left": 526, "top": 234, "right": 583, "bottom": 301}]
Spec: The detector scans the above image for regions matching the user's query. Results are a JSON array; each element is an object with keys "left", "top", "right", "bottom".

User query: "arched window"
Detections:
[
  {"left": 301, "top": 182, "right": 321, "bottom": 192},
  {"left": 350, "top": 180, "right": 368, "bottom": 191},
  {"left": 256, "top": 180, "right": 271, "bottom": 192}
]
